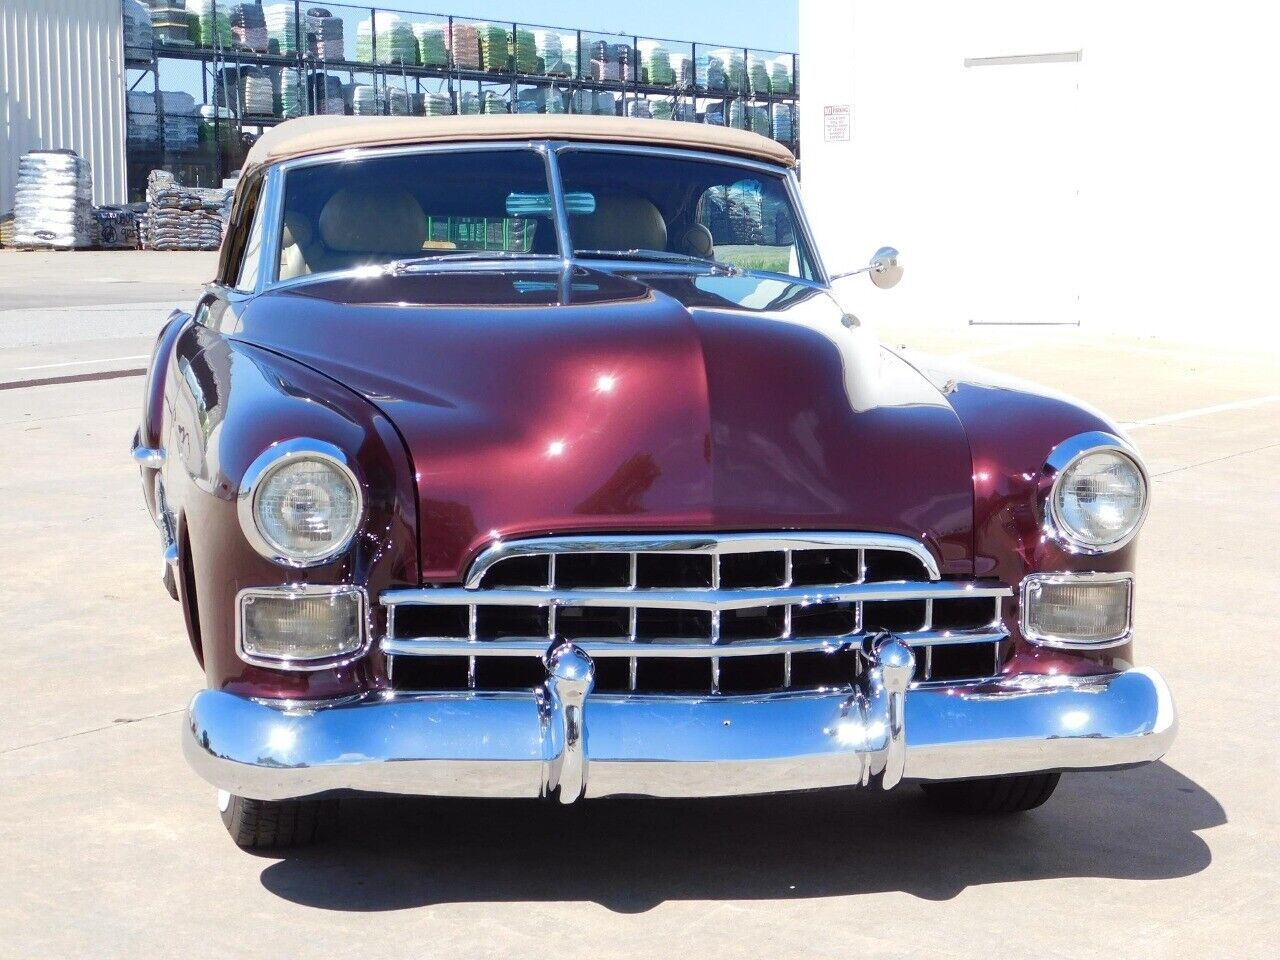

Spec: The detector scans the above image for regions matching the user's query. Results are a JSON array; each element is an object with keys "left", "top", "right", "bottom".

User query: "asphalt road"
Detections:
[{"left": 0, "top": 252, "right": 1276, "bottom": 959}]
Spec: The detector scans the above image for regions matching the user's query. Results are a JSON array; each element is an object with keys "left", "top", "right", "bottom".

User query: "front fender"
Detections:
[
  {"left": 164, "top": 323, "right": 418, "bottom": 699},
  {"left": 891, "top": 348, "right": 1140, "bottom": 674}
]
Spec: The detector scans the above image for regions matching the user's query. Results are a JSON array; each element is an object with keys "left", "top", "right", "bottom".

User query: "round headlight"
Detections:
[
  {"left": 1047, "top": 440, "right": 1148, "bottom": 552},
  {"left": 239, "top": 442, "right": 362, "bottom": 565}
]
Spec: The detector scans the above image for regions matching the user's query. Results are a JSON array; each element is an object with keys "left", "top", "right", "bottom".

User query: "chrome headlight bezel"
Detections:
[
  {"left": 1042, "top": 432, "right": 1149, "bottom": 554},
  {"left": 237, "top": 438, "right": 363, "bottom": 567}
]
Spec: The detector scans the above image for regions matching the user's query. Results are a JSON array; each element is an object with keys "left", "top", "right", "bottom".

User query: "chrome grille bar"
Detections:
[
  {"left": 382, "top": 627, "right": 1009, "bottom": 659},
  {"left": 382, "top": 581, "right": 1009, "bottom": 611},
  {"left": 464, "top": 531, "right": 942, "bottom": 586}
]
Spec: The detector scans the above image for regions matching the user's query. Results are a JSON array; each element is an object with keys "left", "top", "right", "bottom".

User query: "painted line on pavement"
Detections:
[
  {"left": 16, "top": 354, "right": 149, "bottom": 371},
  {"left": 0, "top": 368, "right": 146, "bottom": 391},
  {"left": 1124, "top": 394, "right": 1280, "bottom": 429}
]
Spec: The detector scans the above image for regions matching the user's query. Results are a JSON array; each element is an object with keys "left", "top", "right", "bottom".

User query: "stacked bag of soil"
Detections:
[
  {"left": 306, "top": 7, "right": 344, "bottom": 59},
  {"left": 478, "top": 23, "right": 511, "bottom": 72},
  {"left": 308, "top": 73, "right": 345, "bottom": 115},
  {"left": 93, "top": 206, "right": 141, "bottom": 250},
  {"left": 639, "top": 41, "right": 675, "bottom": 86},
  {"left": 230, "top": 3, "right": 268, "bottom": 52},
  {"left": 264, "top": 3, "right": 300, "bottom": 55},
  {"left": 277, "top": 67, "right": 305, "bottom": 119},
  {"left": 414, "top": 22, "right": 448, "bottom": 68},
  {"left": 533, "top": 30, "right": 576, "bottom": 77},
  {"left": 149, "top": 5, "right": 196, "bottom": 47},
  {"left": 187, "top": 0, "right": 231, "bottom": 49},
  {"left": 449, "top": 22, "right": 481, "bottom": 69},
  {"left": 123, "top": 0, "right": 154, "bottom": 56},
  {"left": 12, "top": 150, "right": 94, "bottom": 249},
  {"left": 142, "top": 170, "right": 230, "bottom": 251}
]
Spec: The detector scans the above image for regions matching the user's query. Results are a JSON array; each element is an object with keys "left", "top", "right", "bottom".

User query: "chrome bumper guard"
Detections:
[{"left": 183, "top": 637, "right": 1177, "bottom": 802}]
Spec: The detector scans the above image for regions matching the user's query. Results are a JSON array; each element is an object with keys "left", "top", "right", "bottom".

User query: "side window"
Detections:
[
  {"left": 216, "top": 175, "right": 265, "bottom": 289},
  {"left": 696, "top": 178, "right": 807, "bottom": 278},
  {"left": 235, "top": 185, "right": 267, "bottom": 290}
]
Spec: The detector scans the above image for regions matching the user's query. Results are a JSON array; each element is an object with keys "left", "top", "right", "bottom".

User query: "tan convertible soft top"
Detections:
[{"left": 243, "top": 114, "right": 796, "bottom": 174}]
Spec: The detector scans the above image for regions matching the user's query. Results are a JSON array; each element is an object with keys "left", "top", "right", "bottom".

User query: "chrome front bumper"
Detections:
[{"left": 183, "top": 638, "right": 1177, "bottom": 802}]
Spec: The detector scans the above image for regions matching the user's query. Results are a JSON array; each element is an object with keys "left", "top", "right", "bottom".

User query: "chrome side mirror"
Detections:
[{"left": 831, "top": 246, "right": 903, "bottom": 289}]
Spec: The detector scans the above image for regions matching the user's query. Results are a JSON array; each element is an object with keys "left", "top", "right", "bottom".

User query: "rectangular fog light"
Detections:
[
  {"left": 237, "top": 585, "right": 366, "bottom": 668},
  {"left": 1021, "top": 574, "right": 1132, "bottom": 647}
]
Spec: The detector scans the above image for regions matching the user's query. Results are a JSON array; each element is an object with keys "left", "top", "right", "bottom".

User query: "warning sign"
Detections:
[{"left": 823, "top": 105, "right": 850, "bottom": 142}]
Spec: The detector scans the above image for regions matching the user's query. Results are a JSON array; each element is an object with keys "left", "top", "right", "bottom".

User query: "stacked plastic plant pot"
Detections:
[
  {"left": 306, "top": 7, "right": 344, "bottom": 60},
  {"left": 264, "top": 3, "right": 300, "bottom": 56},
  {"left": 230, "top": 3, "right": 268, "bottom": 53},
  {"left": 12, "top": 151, "right": 94, "bottom": 249}
]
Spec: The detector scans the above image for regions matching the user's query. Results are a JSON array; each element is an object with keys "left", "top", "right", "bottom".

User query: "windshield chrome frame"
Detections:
[{"left": 261, "top": 139, "right": 824, "bottom": 294}]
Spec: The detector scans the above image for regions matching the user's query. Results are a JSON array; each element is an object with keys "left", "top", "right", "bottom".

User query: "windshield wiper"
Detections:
[
  {"left": 573, "top": 248, "right": 741, "bottom": 275},
  {"left": 389, "top": 251, "right": 561, "bottom": 273}
]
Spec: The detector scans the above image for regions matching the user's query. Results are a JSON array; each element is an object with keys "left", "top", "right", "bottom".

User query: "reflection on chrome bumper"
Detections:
[{"left": 184, "top": 639, "right": 1177, "bottom": 802}]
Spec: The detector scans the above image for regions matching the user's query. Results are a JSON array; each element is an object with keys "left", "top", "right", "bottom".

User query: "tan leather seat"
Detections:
[
  {"left": 279, "top": 211, "right": 313, "bottom": 280},
  {"left": 572, "top": 194, "right": 667, "bottom": 252},
  {"left": 309, "top": 185, "right": 428, "bottom": 272},
  {"left": 675, "top": 223, "right": 715, "bottom": 260}
]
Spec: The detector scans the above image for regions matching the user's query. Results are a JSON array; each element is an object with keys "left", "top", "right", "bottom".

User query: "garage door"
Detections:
[{"left": 959, "top": 52, "right": 1081, "bottom": 325}]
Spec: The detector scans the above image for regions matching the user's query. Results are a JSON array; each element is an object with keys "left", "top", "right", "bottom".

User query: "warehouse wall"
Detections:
[
  {"left": 799, "top": 1, "right": 1280, "bottom": 344},
  {"left": 0, "top": 0, "right": 127, "bottom": 208}
]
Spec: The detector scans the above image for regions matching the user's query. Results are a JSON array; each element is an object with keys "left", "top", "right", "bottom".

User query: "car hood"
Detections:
[{"left": 233, "top": 267, "right": 975, "bottom": 581}]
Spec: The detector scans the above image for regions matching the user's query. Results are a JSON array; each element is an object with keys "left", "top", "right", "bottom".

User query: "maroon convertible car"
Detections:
[{"left": 133, "top": 115, "right": 1175, "bottom": 849}]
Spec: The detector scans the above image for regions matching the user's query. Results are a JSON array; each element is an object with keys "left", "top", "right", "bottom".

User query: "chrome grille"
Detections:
[{"left": 382, "top": 533, "right": 1012, "bottom": 693}]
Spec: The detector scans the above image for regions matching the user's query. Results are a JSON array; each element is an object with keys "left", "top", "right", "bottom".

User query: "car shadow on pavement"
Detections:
[{"left": 257, "top": 760, "right": 1220, "bottom": 912}]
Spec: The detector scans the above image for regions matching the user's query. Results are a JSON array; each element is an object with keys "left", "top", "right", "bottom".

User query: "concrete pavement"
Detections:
[{"left": 0, "top": 253, "right": 1275, "bottom": 959}]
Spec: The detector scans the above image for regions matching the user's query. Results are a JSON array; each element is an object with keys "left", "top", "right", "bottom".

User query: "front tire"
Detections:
[
  {"left": 218, "top": 790, "right": 337, "bottom": 849},
  {"left": 921, "top": 772, "right": 1060, "bottom": 814}
]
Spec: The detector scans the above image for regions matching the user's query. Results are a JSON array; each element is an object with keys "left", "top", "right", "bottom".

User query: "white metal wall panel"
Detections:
[{"left": 0, "top": 0, "right": 127, "bottom": 209}]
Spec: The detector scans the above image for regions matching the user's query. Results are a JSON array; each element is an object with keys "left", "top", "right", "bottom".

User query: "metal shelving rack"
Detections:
[{"left": 123, "top": 2, "right": 800, "bottom": 198}]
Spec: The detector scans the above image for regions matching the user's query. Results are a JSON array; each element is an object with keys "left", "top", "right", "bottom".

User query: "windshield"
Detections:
[
  {"left": 276, "top": 149, "right": 557, "bottom": 281},
  {"left": 558, "top": 149, "right": 817, "bottom": 281}
]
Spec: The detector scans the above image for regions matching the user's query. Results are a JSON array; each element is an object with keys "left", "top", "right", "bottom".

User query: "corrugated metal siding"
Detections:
[{"left": 0, "top": 0, "right": 127, "bottom": 208}]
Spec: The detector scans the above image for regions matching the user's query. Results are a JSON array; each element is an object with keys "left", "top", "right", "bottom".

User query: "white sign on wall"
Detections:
[{"left": 823, "top": 105, "right": 851, "bottom": 141}]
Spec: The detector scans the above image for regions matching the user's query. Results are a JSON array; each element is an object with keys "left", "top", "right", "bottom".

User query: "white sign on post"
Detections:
[{"left": 823, "top": 105, "right": 851, "bottom": 142}]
